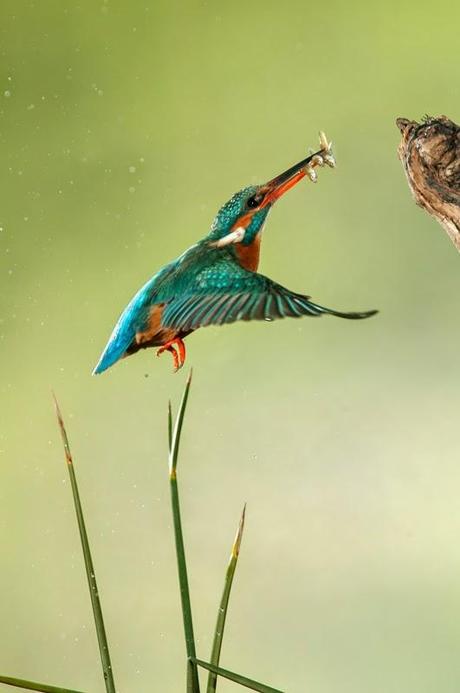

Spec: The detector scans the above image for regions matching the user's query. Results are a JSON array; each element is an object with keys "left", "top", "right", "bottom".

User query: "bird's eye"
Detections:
[{"left": 246, "top": 193, "right": 264, "bottom": 209}]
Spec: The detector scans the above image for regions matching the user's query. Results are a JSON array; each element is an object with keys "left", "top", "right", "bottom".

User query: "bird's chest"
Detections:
[{"left": 234, "top": 232, "right": 261, "bottom": 272}]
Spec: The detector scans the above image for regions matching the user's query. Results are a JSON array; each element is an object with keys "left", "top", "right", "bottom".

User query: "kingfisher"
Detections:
[{"left": 93, "top": 133, "right": 377, "bottom": 374}]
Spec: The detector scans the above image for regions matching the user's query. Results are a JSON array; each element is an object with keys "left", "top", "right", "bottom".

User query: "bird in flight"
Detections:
[{"left": 93, "top": 133, "right": 377, "bottom": 374}]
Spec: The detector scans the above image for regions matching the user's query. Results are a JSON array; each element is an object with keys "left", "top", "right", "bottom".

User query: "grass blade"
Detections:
[
  {"left": 0, "top": 674, "right": 84, "bottom": 693},
  {"left": 169, "top": 369, "right": 193, "bottom": 475},
  {"left": 53, "top": 394, "right": 116, "bottom": 693},
  {"left": 168, "top": 400, "right": 173, "bottom": 452},
  {"left": 167, "top": 373, "right": 200, "bottom": 693},
  {"left": 194, "top": 659, "right": 284, "bottom": 693},
  {"left": 207, "top": 505, "right": 246, "bottom": 693},
  {"left": 186, "top": 658, "right": 196, "bottom": 693}
]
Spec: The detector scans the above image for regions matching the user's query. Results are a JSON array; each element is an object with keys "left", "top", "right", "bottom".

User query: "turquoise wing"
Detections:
[
  {"left": 161, "top": 258, "right": 377, "bottom": 332},
  {"left": 93, "top": 242, "right": 377, "bottom": 374}
]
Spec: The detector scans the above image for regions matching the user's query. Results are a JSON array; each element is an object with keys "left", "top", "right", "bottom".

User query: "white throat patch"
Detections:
[{"left": 212, "top": 226, "right": 246, "bottom": 248}]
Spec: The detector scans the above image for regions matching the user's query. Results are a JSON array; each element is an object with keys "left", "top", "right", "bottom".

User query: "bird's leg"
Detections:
[
  {"left": 157, "top": 343, "right": 179, "bottom": 371},
  {"left": 156, "top": 338, "right": 186, "bottom": 372},
  {"left": 175, "top": 338, "right": 186, "bottom": 369}
]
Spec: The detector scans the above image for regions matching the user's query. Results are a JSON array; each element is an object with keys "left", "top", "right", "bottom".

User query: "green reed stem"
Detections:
[
  {"left": 168, "top": 373, "right": 200, "bottom": 693},
  {"left": 53, "top": 394, "right": 116, "bottom": 693},
  {"left": 194, "top": 659, "right": 284, "bottom": 693},
  {"left": 0, "top": 675, "right": 83, "bottom": 693},
  {"left": 207, "top": 505, "right": 246, "bottom": 693}
]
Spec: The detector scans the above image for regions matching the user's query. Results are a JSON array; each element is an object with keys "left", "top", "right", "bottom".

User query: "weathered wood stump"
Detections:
[{"left": 396, "top": 115, "right": 460, "bottom": 251}]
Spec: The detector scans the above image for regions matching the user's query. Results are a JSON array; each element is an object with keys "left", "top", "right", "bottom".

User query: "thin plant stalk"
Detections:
[
  {"left": 168, "top": 400, "right": 173, "bottom": 451},
  {"left": 206, "top": 505, "right": 246, "bottom": 693},
  {"left": 168, "top": 372, "right": 200, "bottom": 693},
  {"left": 0, "top": 675, "right": 84, "bottom": 693},
  {"left": 53, "top": 394, "right": 116, "bottom": 693},
  {"left": 186, "top": 658, "right": 196, "bottom": 693},
  {"left": 194, "top": 659, "right": 284, "bottom": 693}
]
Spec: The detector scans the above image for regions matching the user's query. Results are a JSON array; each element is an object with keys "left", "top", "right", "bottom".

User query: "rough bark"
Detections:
[{"left": 396, "top": 115, "right": 460, "bottom": 251}]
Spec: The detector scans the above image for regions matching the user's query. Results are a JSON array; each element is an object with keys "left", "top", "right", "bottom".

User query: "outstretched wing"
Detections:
[{"left": 161, "top": 259, "right": 377, "bottom": 332}]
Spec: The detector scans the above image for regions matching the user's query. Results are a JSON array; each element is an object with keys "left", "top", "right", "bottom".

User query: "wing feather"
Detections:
[{"left": 160, "top": 252, "right": 377, "bottom": 332}]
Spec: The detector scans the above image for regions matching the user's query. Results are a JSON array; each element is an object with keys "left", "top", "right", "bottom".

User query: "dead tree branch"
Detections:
[{"left": 396, "top": 115, "right": 460, "bottom": 251}]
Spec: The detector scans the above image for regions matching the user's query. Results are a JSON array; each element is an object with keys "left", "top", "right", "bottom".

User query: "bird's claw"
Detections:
[{"left": 156, "top": 338, "right": 186, "bottom": 373}]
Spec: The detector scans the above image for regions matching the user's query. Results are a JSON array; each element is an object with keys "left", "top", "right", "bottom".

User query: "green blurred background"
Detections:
[{"left": 1, "top": 1, "right": 460, "bottom": 691}]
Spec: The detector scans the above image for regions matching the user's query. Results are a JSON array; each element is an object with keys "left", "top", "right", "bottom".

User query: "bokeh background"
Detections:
[{"left": 1, "top": 1, "right": 460, "bottom": 691}]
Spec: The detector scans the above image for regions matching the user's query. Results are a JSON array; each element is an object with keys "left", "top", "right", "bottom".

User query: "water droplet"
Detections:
[{"left": 4, "top": 90, "right": 11, "bottom": 98}]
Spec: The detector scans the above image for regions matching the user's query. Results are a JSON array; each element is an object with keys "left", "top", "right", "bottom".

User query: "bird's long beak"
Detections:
[
  {"left": 262, "top": 132, "right": 335, "bottom": 205},
  {"left": 262, "top": 157, "right": 311, "bottom": 204}
]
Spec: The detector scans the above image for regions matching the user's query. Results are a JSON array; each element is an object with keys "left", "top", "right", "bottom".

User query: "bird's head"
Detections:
[{"left": 207, "top": 137, "right": 334, "bottom": 248}]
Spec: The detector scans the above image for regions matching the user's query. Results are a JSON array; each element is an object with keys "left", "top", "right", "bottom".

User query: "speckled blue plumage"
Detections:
[
  {"left": 93, "top": 189, "right": 272, "bottom": 374},
  {"left": 93, "top": 240, "right": 256, "bottom": 374},
  {"left": 93, "top": 183, "right": 377, "bottom": 374}
]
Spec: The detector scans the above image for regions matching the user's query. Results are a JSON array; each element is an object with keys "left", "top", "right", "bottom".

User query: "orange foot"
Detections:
[{"left": 156, "top": 338, "right": 186, "bottom": 373}]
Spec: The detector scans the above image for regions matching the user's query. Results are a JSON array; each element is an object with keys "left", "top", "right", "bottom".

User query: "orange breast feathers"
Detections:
[
  {"left": 134, "top": 304, "right": 177, "bottom": 347},
  {"left": 234, "top": 232, "right": 262, "bottom": 272}
]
